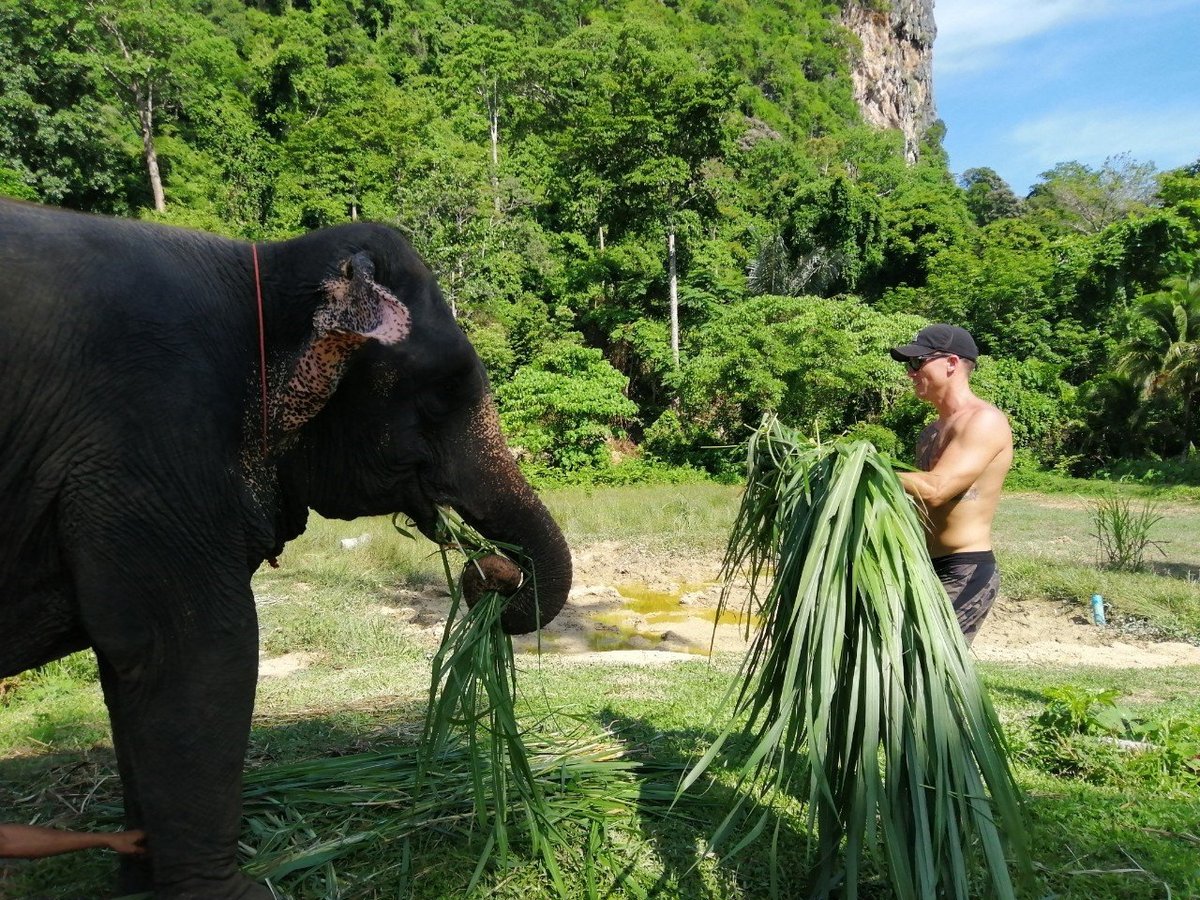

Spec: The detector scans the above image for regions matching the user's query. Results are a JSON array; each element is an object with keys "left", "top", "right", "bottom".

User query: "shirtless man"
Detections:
[{"left": 890, "top": 324, "right": 1013, "bottom": 644}]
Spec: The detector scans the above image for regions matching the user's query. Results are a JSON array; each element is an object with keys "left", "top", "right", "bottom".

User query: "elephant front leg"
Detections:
[
  {"left": 63, "top": 451, "right": 277, "bottom": 898},
  {"left": 88, "top": 592, "right": 271, "bottom": 899},
  {"left": 97, "top": 652, "right": 153, "bottom": 895}
]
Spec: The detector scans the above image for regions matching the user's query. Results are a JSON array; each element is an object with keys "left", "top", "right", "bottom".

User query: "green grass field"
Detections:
[{"left": 1, "top": 484, "right": 1198, "bottom": 898}]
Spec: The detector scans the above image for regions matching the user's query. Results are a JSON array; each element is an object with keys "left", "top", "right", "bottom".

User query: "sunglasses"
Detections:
[{"left": 904, "top": 353, "right": 949, "bottom": 372}]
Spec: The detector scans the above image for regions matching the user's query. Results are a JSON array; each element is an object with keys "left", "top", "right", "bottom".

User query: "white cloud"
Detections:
[
  {"left": 935, "top": 0, "right": 1108, "bottom": 72},
  {"left": 933, "top": 0, "right": 1190, "bottom": 73},
  {"left": 1011, "top": 107, "right": 1200, "bottom": 179}
]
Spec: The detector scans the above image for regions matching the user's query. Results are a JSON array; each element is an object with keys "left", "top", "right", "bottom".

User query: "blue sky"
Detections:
[{"left": 932, "top": 0, "right": 1200, "bottom": 196}]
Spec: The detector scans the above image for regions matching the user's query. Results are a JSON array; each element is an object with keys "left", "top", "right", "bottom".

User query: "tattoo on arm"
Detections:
[{"left": 916, "top": 425, "right": 940, "bottom": 470}]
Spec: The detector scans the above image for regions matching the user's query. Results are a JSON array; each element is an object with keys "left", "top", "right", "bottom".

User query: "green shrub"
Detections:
[
  {"left": 466, "top": 322, "right": 517, "bottom": 381},
  {"left": 1090, "top": 497, "right": 1167, "bottom": 571},
  {"left": 1095, "top": 449, "right": 1200, "bottom": 486},
  {"left": 1034, "top": 685, "right": 1130, "bottom": 739},
  {"left": 641, "top": 408, "right": 691, "bottom": 463},
  {"left": 0, "top": 167, "right": 37, "bottom": 201},
  {"left": 496, "top": 339, "right": 638, "bottom": 473},
  {"left": 842, "top": 421, "right": 900, "bottom": 457},
  {"left": 526, "top": 456, "right": 713, "bottom": 488},
  {"left": 1026, "top": 685, "right": 1200, "bottom": 786},
  {"left": 661, "top": 295, "right": 925, "bottom": 472},
  {"left": 971, "top": 356, "right": 1078, "bottom": 466}
]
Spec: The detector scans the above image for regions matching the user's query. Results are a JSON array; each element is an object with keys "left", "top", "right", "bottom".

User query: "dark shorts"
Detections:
[{"left": 932, "top": 550, "right": 999, "bottom": 645}]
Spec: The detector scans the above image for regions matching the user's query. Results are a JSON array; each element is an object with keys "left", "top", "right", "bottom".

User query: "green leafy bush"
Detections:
[
  {"left": 971, "top": 356, "right": 1078, "bottom": 465},
  {"left": 1035, "top": 685, "right": 1131, "bottom": 739},
  {"left": 842, "top": 420, "right": 901, "bottom": 457},
  {"left": 495, "top": 339, "right": 638, "bottom": 473},
  {"left": 1026, "top": 685, "right": 1200, "bottom": 786},
  {"left": 0, "top": 167, "right": 37, "bottom": 200},
  {"left": 659, "top": 295, "right": 924, "bottom": 472},
  {"left": 527, "top": 455, "right": 714, "bottom": 488},
  {"left": 1095, "top": 449, "right": 1200, "bottom": 486}
]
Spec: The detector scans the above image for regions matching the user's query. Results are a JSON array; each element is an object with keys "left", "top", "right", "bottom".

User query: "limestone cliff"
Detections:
[{"left": 841, "top": 0, "right": 937, "bottom": 164}]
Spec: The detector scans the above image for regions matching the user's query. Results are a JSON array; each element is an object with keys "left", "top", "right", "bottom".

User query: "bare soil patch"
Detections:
[
  {"left": 258, "top": 651, "right": 319, "bottom": 679},
  {"left": 362, "top": 540, "right": 1200, "bottom": 670},
  {"left": 972, "top": 597, "right": 1200, "bottom": 668}
]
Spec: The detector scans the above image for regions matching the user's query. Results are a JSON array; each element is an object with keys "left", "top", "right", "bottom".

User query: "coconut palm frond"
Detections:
[{"left": 681, "top": 416, "right": 1032, "bottom": 899}]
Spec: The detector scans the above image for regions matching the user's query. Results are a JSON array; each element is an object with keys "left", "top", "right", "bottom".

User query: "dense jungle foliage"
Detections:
[{"left": 3, "top": 0, "right": 1199, "bottom": 482}]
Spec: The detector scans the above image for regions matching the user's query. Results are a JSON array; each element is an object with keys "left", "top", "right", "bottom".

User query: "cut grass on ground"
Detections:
[
  {"left": 1, "top": 483, "right": 1198, "bottom": 898},
  {"left": 2, "top": 658, "right": 1197, "bottom": 899}
]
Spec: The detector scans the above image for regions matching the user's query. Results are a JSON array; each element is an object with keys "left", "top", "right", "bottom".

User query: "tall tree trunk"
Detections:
[
  {"left": 1182, "top": 386, "right": 1194, "bottom": 460},
  {"left": 94, "top": 8, "right": 166, "bottom": 212},
  {"left": 488, "top": 79, "right": 501, "bottom": 218},
  {"left": 668, "top": 227, "right": 679, "bottom": 368},
  {"left": 138, "top": 85, "right": 166, "bottom": 212}
]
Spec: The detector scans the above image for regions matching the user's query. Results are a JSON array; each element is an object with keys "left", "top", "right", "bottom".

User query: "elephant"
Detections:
[{"left": 0, "top": 199, "right": 571, "bottom": 898}]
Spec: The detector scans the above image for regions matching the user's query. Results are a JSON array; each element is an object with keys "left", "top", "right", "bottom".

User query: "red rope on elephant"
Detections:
[{"left": 251, "top": 243, "right": 280, "bottom": 569}]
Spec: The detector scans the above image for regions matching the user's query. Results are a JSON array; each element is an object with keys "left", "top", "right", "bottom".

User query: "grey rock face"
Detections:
[{"left": 841, "top": 0, "right": 937, "bottom": 164}]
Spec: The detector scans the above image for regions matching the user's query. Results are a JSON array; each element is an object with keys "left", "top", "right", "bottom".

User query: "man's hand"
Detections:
[{"left": 104, "top": 829, "right": 147, "bottom": 856}]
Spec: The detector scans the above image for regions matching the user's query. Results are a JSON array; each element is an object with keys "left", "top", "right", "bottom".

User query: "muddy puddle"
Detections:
[{"left": 510, "top": 576, "right": 756, "bottom": 657}]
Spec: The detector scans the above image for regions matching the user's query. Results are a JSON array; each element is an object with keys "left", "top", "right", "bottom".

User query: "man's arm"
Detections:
[
  {"left": 899, "top": 407, "right": 1010, "bottom": 507},
  {"left": 0, "top": 824, "right": 146, "bottom": 859}
]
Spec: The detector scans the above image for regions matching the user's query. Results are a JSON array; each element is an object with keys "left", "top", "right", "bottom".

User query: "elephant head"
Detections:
[{"left": 264, "top": 224, "right": 570, "bottom": 634}]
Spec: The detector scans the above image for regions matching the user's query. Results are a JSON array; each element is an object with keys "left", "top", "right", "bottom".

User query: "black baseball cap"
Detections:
[{"left": 889, "top": 324, "right": 979, "bottom": 362}]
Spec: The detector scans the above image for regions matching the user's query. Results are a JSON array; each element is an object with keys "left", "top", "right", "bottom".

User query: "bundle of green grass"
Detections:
[
  {"left": 682, "top": 416, "right": 1032, "bottom": 898},
  {"left": 411, "top": 512, "right": 569, "bottom": 891},
  {"left": 237, "top": 511, "right": 683, "bottom": 898}
]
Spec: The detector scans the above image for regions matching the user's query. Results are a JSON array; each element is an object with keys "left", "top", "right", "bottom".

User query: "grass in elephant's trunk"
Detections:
[
  {"left": 235, "top": 510, "right": 684, "bottom": 897},
  {"left": 680, "top": 416, "right": 1034, "bottom": 899},
  {"left": 415, "top": 508, "right": 565, "bottom": 892}
]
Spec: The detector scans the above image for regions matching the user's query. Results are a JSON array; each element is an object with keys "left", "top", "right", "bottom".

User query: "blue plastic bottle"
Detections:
[{"left": 1090, "top": 594, "right": 1106, "bottom": 626}]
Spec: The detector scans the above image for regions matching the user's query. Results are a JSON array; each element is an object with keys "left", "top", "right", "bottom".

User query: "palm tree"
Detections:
[
  {"left": 1077, "top": 372, "right": 1152, "bottom": 463},
  {"left": 747, "top": 231, "right": 848, "bottom": 298},
  {"left": 1119, "top": 269, "right": 1200, "bottom": 456},
  {"left": 747, "top": 230, "right": 804, "bottom": 296}
]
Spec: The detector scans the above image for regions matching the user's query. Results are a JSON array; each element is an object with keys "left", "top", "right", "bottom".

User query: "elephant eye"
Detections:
[
  {"left": 442, "top": 365, "right": 485, "bottom": 403},
  {"left": 417, "top": 360, "right": 486, "bottom": 420}
]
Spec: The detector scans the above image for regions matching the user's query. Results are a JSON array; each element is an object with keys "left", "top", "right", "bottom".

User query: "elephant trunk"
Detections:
[{"left": 452, "top": 398, "right": 571, "bottom": 635}]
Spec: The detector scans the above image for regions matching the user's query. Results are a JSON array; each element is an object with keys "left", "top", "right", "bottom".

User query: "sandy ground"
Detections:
[{"left": 261, "top": 540, "right": 1200, "bottom": 678}]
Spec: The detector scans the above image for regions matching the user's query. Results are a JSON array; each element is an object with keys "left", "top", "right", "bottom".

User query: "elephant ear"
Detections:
[
  {"left": 314, "top": 252, "right": 411, "bottom": 344},
  {"left": 271, "top": 252, "right": 412, "bottom": 439}
]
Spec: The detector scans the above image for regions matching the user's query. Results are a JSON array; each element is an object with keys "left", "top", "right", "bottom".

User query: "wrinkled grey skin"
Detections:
[{"left": 0, "top": 199, "right": 570, "bottom": 898}]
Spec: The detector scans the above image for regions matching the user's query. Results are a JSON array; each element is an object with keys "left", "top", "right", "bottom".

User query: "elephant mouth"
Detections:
[
  {"left": 461, "top": 553, "right": 525, "bottom": 604},
  {"left": 399, "top": 494, "right": 443, "bottom": 543},
  {"left": 460, "top": 551, "right": 560, "bottom": 635}
]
